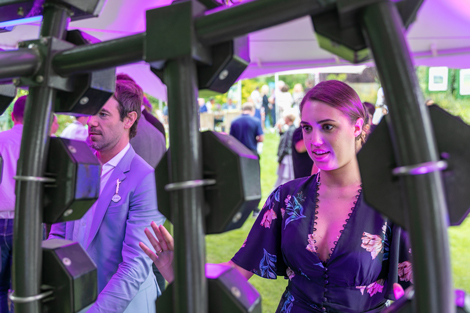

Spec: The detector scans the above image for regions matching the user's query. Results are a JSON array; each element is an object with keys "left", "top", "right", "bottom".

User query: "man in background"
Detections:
[
  {"left": 142, "top": 97, "right": 166, "bottom": 139},
  {"left": 0, "top": 96, "right": 27, "bottom": 313},
  {"left": 61, "top": 115, "right": 88, "bottom": 141},
  {"left": 230, "top": 103, "right": 264, "bottom": 216}
]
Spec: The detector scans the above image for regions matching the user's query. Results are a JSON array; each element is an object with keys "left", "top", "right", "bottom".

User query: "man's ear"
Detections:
[
  {"left": 124, "top": 111, "right": 138, "bottom": 130},
  {"left": 354, "top": 117, "right": 364, "bottom": 137}
]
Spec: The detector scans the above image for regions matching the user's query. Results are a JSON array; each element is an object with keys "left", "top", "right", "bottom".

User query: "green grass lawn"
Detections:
[{"left": 206, "top": 132, "right": 470, "bottom": 312}]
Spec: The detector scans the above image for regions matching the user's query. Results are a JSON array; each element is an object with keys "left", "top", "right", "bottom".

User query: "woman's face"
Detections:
[{"left": 301, "top": 100, "right": 363, "bottom": 172}]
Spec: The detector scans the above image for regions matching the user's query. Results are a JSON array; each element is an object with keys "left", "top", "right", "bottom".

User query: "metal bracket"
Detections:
[
  {"left": 9, "top": 290, "right": 53, "bottom": 304},
  {"left": 165, "top": 179, "right": 216, "bottom": 191},
  {"left": 392, "top": 160, "right": 448, "bottom": 176},
  {"left": 14, "top": 175, "right": 56, "bottom": 182}
]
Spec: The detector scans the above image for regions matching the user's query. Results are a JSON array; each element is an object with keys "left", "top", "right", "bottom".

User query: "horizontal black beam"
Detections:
[
  {"left": 0, "top": 49, "right": 41, "bottom": 80},
  {"left": 52, "top": 32, "right": 145, "bottom": 76},
  {"left": 195, "top": 0, "right": 333, "bottom": 45}
]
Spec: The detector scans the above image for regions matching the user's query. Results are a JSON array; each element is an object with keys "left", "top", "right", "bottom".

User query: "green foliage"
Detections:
[{"left": 326, "top": 73, "right": 347, "bottom": 82}]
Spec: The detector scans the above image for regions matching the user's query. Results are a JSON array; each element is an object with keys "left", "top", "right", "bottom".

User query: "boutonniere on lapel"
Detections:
[{"left": 112, "top": 179, "right": 122, "bottom": 203}]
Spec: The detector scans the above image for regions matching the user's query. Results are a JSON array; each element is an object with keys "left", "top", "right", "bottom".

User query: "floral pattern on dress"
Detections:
[
  {"left": 286, "top": 267, "right": 295, "bottom": 280},
  {"left": 361, "top": 232, "right": 384, "bottom": 259},
  {"left": 280, "top": 208, "right": 286, "bottom": 219},
  {"left": 356, "top": 279, "right": 385, "bottom": 297},
  {"left": 280, "top": 291, "right": 294, "bottom": 313},
  {"left": 260, "top": 207, "right": 277, "bottom": 228},
  {"left": 259, "top": 249, "right": 277, "bottom": 279},
  {"left": 241, "top": 238, "right": 247, "bottom": 248},
  {"left": 284, "top": 192, "right": 306, "bottom": 229},
  {"left": 382, "top": 222, "right": 391, "bottom": 261},
  {"left": 306, "top": 233, "right": 317, "bottom": 253},
  {"left": 398, "top": 261, "right": 413, "bottom": 283}
]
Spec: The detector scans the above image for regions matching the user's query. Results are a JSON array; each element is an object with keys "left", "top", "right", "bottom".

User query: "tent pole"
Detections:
[
  {"left": 164, "top": 56, "right": 207, "bottom": 313},
  {"left": 361, "top": 2, "right": 454, "bottom": 313}
]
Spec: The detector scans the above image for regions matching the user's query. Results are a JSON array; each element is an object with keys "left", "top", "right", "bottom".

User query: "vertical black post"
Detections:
[
  {"left": 361, "top": 2, "right": 454, "bottom": 313},
  {"left": 12, "top": 4, "right": 70, "bottom": 313},
  {"left": 164, "top": 56, "right": 207, "bottom": 313}
]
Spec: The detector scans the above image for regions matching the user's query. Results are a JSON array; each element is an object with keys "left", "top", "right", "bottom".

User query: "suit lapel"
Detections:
[{"left": 85, "top": 147, "right": 135, "bottom": 250}]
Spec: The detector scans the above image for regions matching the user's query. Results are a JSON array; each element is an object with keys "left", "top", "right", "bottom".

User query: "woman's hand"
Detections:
[{"left": 139, "top": 222, "right": 175, "bottom": 283}]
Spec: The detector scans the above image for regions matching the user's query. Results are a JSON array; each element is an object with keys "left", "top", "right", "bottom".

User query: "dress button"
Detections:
[
  {"left": 324, "top": 267, "right": 328, "bottom": 272},
  {"left": 324, "top": 274, "right": 329, "bottom": 278},
  {"left": 324, "top": 288, "right": 328, "bottom": 292},
  {"left": 323, "top": 297, "right": 327, "bottom": 302},
  {"left": 325, "top": 280, "right": 329, "bottom": 285},
  {"left": 322, "top": 307, "right": 327, "bottom": 312}
]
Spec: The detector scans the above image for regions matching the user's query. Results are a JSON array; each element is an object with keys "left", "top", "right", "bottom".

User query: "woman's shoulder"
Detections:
[{"left": 277, "top": 174, "right": 318, "bottom": 193}]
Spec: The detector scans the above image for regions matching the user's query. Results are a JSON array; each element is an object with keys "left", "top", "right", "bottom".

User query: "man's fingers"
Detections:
[
  {"left": 139, "top": 242, "right": 158, "bottom": 264},
  {"left": 150, "top": 221, "right": 169, "bottom": 251},
  {"left": 144, "top": 227, "right": 162, "bottom": 252},
  {"left": 159, "top": 225, "right": 174, "bottom": 250}
]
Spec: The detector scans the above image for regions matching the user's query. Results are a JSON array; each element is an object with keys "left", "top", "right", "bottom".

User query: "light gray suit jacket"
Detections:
[{"left": 49, "top": 146, "right": 165, "bottom": 313}]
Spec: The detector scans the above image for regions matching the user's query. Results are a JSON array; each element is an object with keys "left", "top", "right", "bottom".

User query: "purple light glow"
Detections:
[
  {"left": 0, "top": 16, "right": 42, "bottom": 28},
  {"left": 455, "top": 289, "right": 466, "bottom": 308}
]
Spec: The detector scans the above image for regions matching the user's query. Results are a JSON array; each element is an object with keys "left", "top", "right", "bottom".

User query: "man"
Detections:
[
  {"left": 61, "top": 115, "right": 88, "bottom": 141},
  {"left": 230, "top": 103, "right": 264, "bottom": 217},
  {"left": 291, "top": 126, "right": 314, "bottom": 179},
  {"left": 0, "top": 96, "right": 26, "bottom": 313},
  {"left": 49, "top": 76, "right": 165, "bottom": 313},
  {"left": 230, "top": 103, "right": 264, "bottom": 156}
]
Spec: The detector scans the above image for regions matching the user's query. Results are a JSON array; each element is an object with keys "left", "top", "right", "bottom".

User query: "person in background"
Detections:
[
  {"left": 230, "top": 103, "right": 264, "bottom": 217},
  {"left": 274, "top": 112, "right": 297, "bottom": 188},
  {"left": 205, "top": 97, "right": 215, "bottom": 114},
  {"left": 0, "top": 96, "right": 27, "bottom": 313},
  {"left": 292, "top": 126, "right": 314, "bottom": 179},
  {"left": 292, "top": 83, "right": 305, "bottom": 110},
  {"left": 425, "top": 99, "right": 434, "bottom": 106},
  {"left": 261, "top": 85, "right": 272, "bottom": 129},
  {"left": 199, "top": 98, "right": 208, "bottom": 113},
  {"left": 251, "top": 86, "right": 263, "bottom": 121},
  {"left": 61, "top": 115, "right": 88, "bottom": 141},
  {"left": 372, "top": 87, "right": 386, "bottom": 125},
  {"left": 277, "top": 84, "right": 294, "bottom": 116},
  {"left": 49, "top": 75, "right": 165, "bottom": 313},
  {"left": 222, "top": 98, "right": 236, "bottom": 110},
  {"left": 362, "top": 102, "right": 376, "bottom": 135},
  {"left": 142, "top": 97, "right": 166, "bottom": 139},
  {"left": 50, "top": 114, "right": 59, "bottom": 136}
]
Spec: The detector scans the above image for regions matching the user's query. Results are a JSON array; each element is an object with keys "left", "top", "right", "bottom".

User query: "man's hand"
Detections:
[{"left": 140, "top": 222, "right": 175, "bottom": 283}]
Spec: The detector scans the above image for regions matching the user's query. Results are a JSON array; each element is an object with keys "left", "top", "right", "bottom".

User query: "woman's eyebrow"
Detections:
[{"left": 317, "top": 119, "right": 336, "bottom": 123}]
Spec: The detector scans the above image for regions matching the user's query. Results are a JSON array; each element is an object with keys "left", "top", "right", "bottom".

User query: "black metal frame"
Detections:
[{"left": 0, "top": 0, "right": 455, "bottom": 312}]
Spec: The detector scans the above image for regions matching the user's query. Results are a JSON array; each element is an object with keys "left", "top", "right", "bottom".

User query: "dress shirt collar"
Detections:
[{"left": 103, "top": 143, "right": 131, "bottom": 169}]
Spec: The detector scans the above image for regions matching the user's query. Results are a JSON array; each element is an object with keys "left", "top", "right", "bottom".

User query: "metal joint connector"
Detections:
[
  {"left": 165, "top": 179, "right": 216, "bottom": 191},
  {"left": 392, "top": 160, "right": 448, "bottom": 176}
]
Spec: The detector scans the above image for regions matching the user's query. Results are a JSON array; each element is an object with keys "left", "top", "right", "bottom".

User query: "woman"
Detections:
[{"left": 141, "top": 80, "right": 412, "bottom": 313}]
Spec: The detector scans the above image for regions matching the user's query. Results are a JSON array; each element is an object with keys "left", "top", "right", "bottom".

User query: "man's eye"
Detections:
[{"left": 100, "top": 112, "right": 107, "bottom": 117}]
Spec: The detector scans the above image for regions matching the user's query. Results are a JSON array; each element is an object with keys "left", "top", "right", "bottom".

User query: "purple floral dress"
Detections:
[{"left": 232, "top": 174, "right": 412, "bottom": 313}]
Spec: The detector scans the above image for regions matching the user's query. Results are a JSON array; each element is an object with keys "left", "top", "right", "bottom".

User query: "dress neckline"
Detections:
[{"left": 311, "top": 172, "right": 363, "bottom": 265}]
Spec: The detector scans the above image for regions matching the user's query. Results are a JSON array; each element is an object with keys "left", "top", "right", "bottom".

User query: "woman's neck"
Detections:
[{"left": 320, "top": 158, "right": 361, "bottom": 188}]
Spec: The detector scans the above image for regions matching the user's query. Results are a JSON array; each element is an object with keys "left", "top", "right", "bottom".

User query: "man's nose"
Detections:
[{"left": 87, "top": 115, "right": 98, "bottom": 127}]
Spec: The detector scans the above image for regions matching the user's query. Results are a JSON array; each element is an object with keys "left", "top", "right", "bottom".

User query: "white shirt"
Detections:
[
  {"left": 251, "top": 90, "right": 262, "bottom": 109},
  {"left": 61, "top": 120, "right": 88, "bottom": 141},
  {"left": 73, "top": 143, "right": 131, "bottom": 247},
  {"left": 0, "top": 125, "right": 23, "bottom": 218}
]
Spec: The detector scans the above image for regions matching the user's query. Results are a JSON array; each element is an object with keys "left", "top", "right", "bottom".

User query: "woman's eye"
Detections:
[
  {"left": 322, "top": 124, "right": 334, "bottom": 131},
  {"left": 302, "top": 125, "right": 312, "bottom": 132}
]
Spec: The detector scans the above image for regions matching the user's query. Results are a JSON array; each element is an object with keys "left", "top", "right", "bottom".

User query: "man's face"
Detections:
[{"left": 87, "top": 97, "right": 126, "bottom": 152}]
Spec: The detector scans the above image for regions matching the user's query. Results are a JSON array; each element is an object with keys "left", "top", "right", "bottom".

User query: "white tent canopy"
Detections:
[{"left": 1, "top": 0, "right": 469, "bottom": 100}]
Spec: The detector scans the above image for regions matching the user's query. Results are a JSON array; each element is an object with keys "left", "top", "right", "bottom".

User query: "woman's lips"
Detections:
[{"left": 312, "top": 149, "right": 330, "bottom": 161}]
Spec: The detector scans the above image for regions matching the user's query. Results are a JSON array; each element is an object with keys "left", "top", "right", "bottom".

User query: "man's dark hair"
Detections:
[
  {"left": 12, "top": 95, "right": 27, "bottom": 122},
  {"left": 114, "top": 73, "right": 142, "bottom": 139}
]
